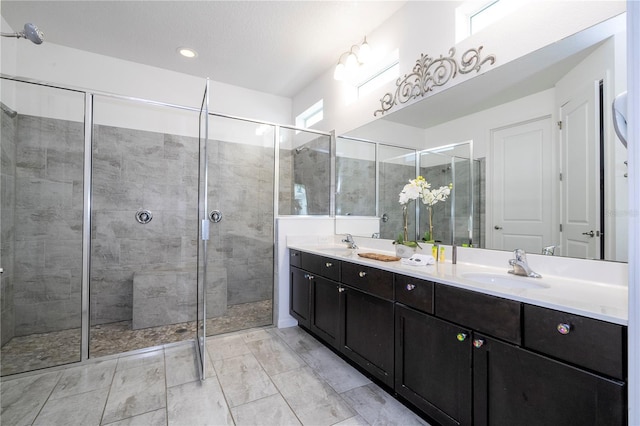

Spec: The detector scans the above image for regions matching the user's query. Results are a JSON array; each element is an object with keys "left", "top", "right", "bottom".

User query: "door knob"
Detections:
[
  {"left": 494, "top": 225, "right": 502, "bottom": 230},
  {"left": 582, "top": 230, "right": 595, "bottom": 237}
]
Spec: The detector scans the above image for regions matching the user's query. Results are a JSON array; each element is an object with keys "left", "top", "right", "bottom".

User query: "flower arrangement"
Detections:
[{"left": 396, "top": 176, "right": 451, "bottom": 245}]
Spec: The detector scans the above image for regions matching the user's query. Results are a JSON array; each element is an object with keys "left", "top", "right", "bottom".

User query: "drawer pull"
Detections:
[
  {"left": 557, "top": 323, "right": 572, "bottom": 335},
  {"left": 338, "top": 286, "right": 346, "bottom": 293},
  {"left": 304, "top": 274, "right": 314, "bottom": 281},
  {"left": 456, "top": 333, "right": 467, "bottom": 342},
  {"left": 473, "top": 339, "right": 485, "bottom": 348},
  {"left": 406, "top": 284, "right": 416, "bottom": 291},
  {"left": 325, "top": 262, "right": 333, "bottom": 267},
  {"left": 358, "top": 271, "right": 367, "bottom": 278}
]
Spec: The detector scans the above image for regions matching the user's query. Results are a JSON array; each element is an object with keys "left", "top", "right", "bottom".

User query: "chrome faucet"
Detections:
[
  {"left": 542, "top": 245, "right": 556, "bottom": 256},
  {"left": 508, "top": 249, "right": 542, "bottom": 278},
  {"left": 342, "top": 233, "right": 358, "bottom": 249}
]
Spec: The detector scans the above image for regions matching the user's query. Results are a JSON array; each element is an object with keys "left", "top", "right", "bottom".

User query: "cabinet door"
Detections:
[
  {"left": 341, "top": 286, "right": 394, "bottom": 387},
  {"left": 473, "top": 335, "right": 626, "bottom": 426},
  {"left": 310, "top": 276, "right": 340, "bottom": 348},
  {"left": 290, "top": 266, "right": 310, "bottom": 328},
  {"left": 395, "top": 304, "right": 472, "bottom": 426}
]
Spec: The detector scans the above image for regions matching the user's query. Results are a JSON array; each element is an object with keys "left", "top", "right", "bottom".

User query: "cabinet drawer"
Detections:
[
  {"left": 395, "top": 274, "right": 434, "bottom": 314},
  {"left": 300, "top": 252, "right": 341, "bottom": 281},
  {"left": 524, "top": 304, "right": 626, "bottom": 380},
  {"left": 289, "top": 249, "right": 302, "bottom": 268},
  {"left": 435, "top": 284, "right": 522, "bottom": 344},
  {"left": 341, "top": 261, "right": 393, "bottom": 300}
]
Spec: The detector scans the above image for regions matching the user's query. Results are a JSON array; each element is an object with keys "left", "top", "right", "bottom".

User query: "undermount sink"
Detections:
[
  {"left": 315, "top": 246, "right": 358, "bottom": 257},
  {"left": 461, "top": 272, "right": 549, "bottom": 290}
]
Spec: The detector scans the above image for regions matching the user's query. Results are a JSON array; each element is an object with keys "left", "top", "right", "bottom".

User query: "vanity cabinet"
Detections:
[
  {"left": 289, "top": 250, "right": 628, "bottom": 426},
  {"left": 289, "top": 260, "right": 310, "bottom": 328},
  {"left": 395, "top": 303, "right": 472, "bottom": 426},
  {"left": 473, "top": 334, "right": 626, "bottom": 426},
  {"left": 340, "top": 282, "right": 394, "bottom": 387},
  {"left": 340, "top": 257, "right": 395, "bottom": 387}
]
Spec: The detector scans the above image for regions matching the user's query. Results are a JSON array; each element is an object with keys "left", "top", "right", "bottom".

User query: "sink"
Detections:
[
  {"left": 461, "top": 272, "right": 549, "bottom": 290},
  {"left": 315, "top": 246, "right": 358, "bottom": 257}
]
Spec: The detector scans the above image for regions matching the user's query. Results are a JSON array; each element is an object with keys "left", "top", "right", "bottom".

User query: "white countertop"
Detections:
[{"left": 287, "top": 239, "right": 628, "bottom": 326}]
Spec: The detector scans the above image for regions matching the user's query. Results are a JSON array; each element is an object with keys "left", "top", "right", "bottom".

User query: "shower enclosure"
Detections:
[{"left": 1, "top": 75, "right": 321, "bottom": 377}]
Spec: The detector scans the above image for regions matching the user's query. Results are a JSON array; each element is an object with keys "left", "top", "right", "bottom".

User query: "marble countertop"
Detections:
[{"left": 287, "top": 241, "right": 628, "bottom": 326}]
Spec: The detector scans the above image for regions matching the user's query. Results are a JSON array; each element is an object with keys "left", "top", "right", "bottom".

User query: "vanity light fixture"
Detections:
[
  {"left": 177, "top": 47, "right": 198, "bottom": 59},
  {"left": 333, "top": 36, "right": 370, "bottom": 81}
]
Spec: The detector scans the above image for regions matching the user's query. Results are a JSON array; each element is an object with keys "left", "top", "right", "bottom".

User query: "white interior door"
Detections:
[
  {"left": 560, "top": 84, "right": 599, "bottom": 259},
  {"left": 490, "top": 117, "right": 554, "bottom": 254}
]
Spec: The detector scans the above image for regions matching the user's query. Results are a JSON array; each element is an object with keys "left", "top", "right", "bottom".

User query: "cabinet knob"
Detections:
[
  {"left": 338, "top": 286, "right": 346, "bottom": 293},
  {"left": 473, "top": 339, "right": 485, "bottom": 348},
  {"left": 406, "top": 284, "right": 416, "bottom": 291},
  {"left": 456, "top": 333, "right": 467, "bottom": 342},
  {"left": 291, "top": 252, "right": 299, "bottom": 257},
  {"left": 325, "top": 262, "right": 333, "bottom": 267},
  {"left": 557, "top": 323, "right": 571, "bottom": 335},
  {"left": 358, "top": 271, "right": 367, "bottom": 278},
  {"left": 304, "top": 274, "right": 314, "bottom": 281}
]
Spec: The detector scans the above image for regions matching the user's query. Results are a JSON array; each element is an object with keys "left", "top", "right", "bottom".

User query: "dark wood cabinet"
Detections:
[
  {"left": 341, "top": 284, "right": 394, "bottom": 387},
  {"left": 473, "top": 334, "right": 626, "bottom": 426},
  {"left": 395, "top": 304, "right": 472, "bottom": 426},
  {"left": 289, "top": 266, "right": 311, "bottom": 328},
  {"left": 309, "top": 275, "right": 341, "bottom": 348},
  {"left": 289, "top": 250, "right": 628, "bottom": 426}
]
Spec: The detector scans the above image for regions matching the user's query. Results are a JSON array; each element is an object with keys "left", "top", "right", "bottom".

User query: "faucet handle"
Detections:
[{"left": 514, "top": 248, "right": 527, "bottom": 262}]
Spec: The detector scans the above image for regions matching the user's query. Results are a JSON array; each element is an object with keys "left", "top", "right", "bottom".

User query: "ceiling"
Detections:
[{"left": 0, "top": 0, "right": 407, "bottom": 98}]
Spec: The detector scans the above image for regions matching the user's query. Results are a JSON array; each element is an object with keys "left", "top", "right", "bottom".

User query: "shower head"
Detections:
[
  {"left": 295, "top": 146, "right": 310, "bottom": 154},
  {"left": 1, "top": 23, "right": 44, "bottom": 44}
]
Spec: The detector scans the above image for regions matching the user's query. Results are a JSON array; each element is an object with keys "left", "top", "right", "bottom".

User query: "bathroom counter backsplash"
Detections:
[{"left": 287, "top": 235, "right": 628, "bottom": 325}]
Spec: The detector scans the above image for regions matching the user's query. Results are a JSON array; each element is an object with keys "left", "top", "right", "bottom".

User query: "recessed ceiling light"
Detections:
[{"left": 178, "top": 47, "right": 198, "bottom": 59}]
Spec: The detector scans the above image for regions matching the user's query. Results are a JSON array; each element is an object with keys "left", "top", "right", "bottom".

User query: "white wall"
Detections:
[
  {"left": 1, "top": 18, "right": 292, "bottom": 140},
  {"left": 295, "top": 1, "right": 625, "bottom": 137}
]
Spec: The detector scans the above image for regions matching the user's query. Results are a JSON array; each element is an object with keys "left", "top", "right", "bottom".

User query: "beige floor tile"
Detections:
[{"left": 231, "top": 393, "right": 301, "bottom": 426}]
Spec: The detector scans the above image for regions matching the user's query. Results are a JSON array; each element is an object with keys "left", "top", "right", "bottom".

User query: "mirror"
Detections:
[{"left": 342, "top": 13, "right": 627, "bottom": 262}]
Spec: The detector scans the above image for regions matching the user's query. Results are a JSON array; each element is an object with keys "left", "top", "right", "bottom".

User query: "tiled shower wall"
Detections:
[
  {"left": 1, "top": 105, "right": 17, "bottom": 345},
  {"left": 90, "top": 124, "right": 200, "bottom": 326},
  {"left": 379, "top": 162, "right": 417, "bottom": 240},
  {"left": 335, "top": 157, "right": 376, "bottom": 216},
  {"left": 292, "top": 138, "right": 331, "bottom": 215},
  {"left": 3, "top": 116, "right": 274, "bottom": 336},
  {"left": 5, "top": 115, "right": 84, "bottom": 337}
]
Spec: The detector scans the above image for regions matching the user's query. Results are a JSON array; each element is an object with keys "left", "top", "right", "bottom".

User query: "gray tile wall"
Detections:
[
  {"left": 335, "top": 157, "right": 376, "bottom": 216},
  {"left": 92, "top": 123, "right": 275, "bottom": 326},
  {"left": 207, "top": 140, "right": 274, "bottom": 306},
  {"left": 10, "top": 115, "right": 84, "bottom": 336},
  {"left": 379, "top": 163, "right": 417, "bottom": 240},
  {"left": 1, "top": 105, "right": 17, "bottom": 345},
  {"left": 293, "top": 138, "right": 331, "bottom": 215}
]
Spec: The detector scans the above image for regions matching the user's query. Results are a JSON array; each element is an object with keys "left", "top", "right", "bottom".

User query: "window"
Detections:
[
  {"left": 295, "top": 99, "right": 323, "bottom": 129},
  {"left": 456, "top": 0, "right": 526, "bottom": 43},
  {"left": 358, "top": 61, "right": 400, "bottom": 99}
]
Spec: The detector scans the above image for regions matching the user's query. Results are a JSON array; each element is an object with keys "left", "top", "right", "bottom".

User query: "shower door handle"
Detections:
[{"left": 0, "top": 267, "right": 3, "bottom": 274}]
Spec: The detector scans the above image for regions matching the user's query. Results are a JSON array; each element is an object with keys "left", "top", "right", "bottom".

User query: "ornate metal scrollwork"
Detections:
[{"left": 374, "top": 46, "right": 496, "bottom": 117}]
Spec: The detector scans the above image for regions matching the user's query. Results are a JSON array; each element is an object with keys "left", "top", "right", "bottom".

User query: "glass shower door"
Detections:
[
  {"left": 196, "top": 81, "right": 209, "bottom": 379},
  {"left": 0, "top": 79, "right": 85, "bottom": 376},
  {"left": 204, "top": 114, "right": 275, "bottom": 338}
]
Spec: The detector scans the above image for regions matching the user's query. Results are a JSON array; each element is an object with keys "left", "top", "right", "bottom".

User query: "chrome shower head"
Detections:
[
  {"left": 295, "top": 146, "right": 310, "bottom": 154},
  {"left": 1, "top": 23, "right": 44, "bottom": 44}
]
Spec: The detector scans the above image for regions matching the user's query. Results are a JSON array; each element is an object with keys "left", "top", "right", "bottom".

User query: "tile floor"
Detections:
[
  {"left": 0, "top": 326, "right": 430, "bottom": 426},
  {"left": 1, "top": 300, "right": 272, "bottom": 376}
]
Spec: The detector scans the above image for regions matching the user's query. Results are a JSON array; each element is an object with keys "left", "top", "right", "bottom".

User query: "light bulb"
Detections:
[
  {"left": 345, "top": 52, "right": 358, "bottom": 68},
  {"left": 334, "top": 62, "right": 345, "bottom": 80}
]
